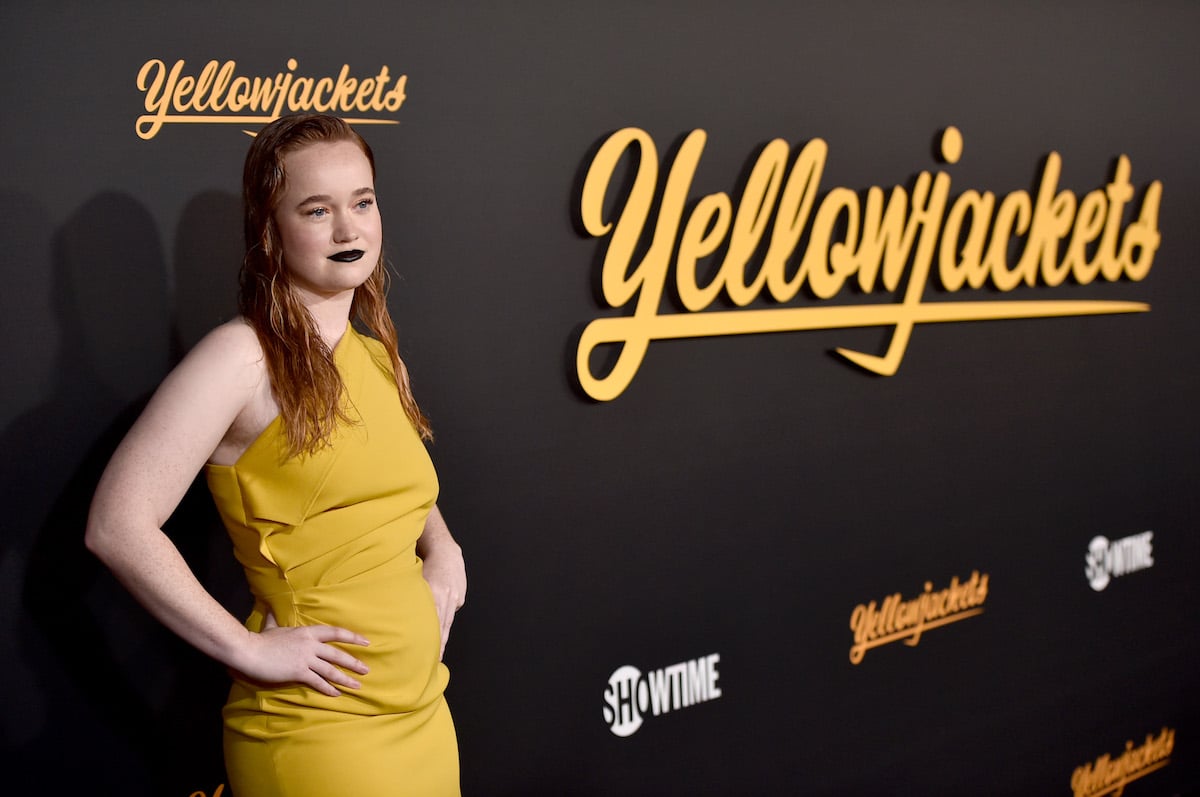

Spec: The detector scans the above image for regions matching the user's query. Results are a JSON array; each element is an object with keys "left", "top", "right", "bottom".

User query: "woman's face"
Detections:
[{"left": 273, "top": 140, "right": 382, "bottom": 303}]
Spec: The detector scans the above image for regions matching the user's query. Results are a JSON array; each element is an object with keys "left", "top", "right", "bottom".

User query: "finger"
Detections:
[
  {"left": 307, "top": 624, "right": 370, "bottom": 647},
  {"left": 442, "top": 587, "right": 464, "bottom": 613},
  {"left": 310, "top": 659, "right": 363, "bottom": 691},
  {"left": 319, "top": 644, "right": 370, "bottom": 675},
  {"left": 300, "top": 670, "right": 345, "bottom": 698},
  {"left": 434, "top": 614, "right": 448, "bottom": 657}
]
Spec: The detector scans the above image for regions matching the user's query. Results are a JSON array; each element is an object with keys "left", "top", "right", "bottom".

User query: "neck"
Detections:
[{"left": 298, "top": 289, "right": 355, "bottom": 348}]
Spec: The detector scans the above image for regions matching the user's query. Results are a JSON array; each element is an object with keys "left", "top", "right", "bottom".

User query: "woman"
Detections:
[{"left": 86, "top": 113, "right": 466, "bottom": 796}]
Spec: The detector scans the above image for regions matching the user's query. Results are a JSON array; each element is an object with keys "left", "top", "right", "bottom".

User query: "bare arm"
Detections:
[
  {"left": 416, "top": 504, "right": 466, "bottom": 660},
  {"left": 85, "top": 322, "right": 368, "bottom": 696}
]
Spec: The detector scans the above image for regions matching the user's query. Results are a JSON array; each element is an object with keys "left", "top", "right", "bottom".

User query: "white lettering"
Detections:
[
  {"left": 646, "top": 668, "right": 672, "bottom": 716},
  {"left": 604, "top": 653, "right": 723, "bottom": 736},
  {"left": 1086, "top": 531, "right": 1155, "bottom": 591}
]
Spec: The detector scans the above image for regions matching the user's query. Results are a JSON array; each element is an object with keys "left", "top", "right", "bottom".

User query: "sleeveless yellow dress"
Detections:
[{"left": 205, "top": 327, "right": 459, "bottom": 797}]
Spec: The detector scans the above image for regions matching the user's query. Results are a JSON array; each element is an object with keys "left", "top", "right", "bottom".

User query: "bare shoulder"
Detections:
[
  {"left": 184, "top": 320, "right": 279, "bottom": 465},
  {"left": 154, "top": 320, "right": 264, "bottom": 405},
  {"left": 184, "top": 319, "right": 265, "bottom": 378},
  {"left": 136, "top": 319, "right": 266, "bottom": 438}
]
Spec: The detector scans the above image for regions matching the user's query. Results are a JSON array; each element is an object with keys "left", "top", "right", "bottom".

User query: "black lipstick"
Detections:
[{"left": 329, "top": 249, "right": 365, "bottom": 263}]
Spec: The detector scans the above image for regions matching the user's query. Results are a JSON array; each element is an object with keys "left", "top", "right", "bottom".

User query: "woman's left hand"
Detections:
[{"left": 417, "top": 505, "right": 466, "bottom": 661}]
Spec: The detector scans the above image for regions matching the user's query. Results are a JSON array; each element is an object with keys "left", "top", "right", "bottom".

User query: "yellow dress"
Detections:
[{"left": 205, "top": 327, "right": 459, "bottom": 797}]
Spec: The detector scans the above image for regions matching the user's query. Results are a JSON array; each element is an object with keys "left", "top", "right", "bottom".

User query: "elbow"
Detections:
[
  {"left": 84, "top": 506, "right": 120, "bottom": 563},
  {"left": 83, "top": 514, "right": 108, "bottom": 559},
  {"left": 85, "top": 501, "right": 165, "bottom": 568}
]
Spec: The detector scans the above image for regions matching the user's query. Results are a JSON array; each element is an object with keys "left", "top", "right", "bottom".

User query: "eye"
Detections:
[
  {"left": 307, "top": 207, "right": 328, "bottom": 218},
  {"left": 356, "top": 198, "right": 375, "bottom": 210}
]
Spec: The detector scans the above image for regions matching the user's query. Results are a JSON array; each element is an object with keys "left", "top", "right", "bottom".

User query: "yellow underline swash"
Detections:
[
  {"left": 578, "top": 299, "right": 1149, "bottom": 398},
  {"left": 853, "top": 608, "right": 984, "bottom": 656},
  {"left": 1085, "top": 759, "right": 1171, "bottom": 797},
  {"left": 585, "top": 300, "right": 1149, "bottom": 343},
  {"left": 138, "top": 115, "right": 400, "bottom": 125}
]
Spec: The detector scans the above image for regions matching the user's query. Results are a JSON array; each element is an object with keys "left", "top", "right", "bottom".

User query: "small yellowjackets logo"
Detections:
[
  {"left": 1071, "top": 728, "right": 1174, "bottom": 797},
  {"left": 848, "top": 570, "right": 988, "bottom": 664}
]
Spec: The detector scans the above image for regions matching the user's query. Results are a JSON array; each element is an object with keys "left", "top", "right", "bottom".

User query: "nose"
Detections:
[{"left": 333, "top": 214, "right": 359, "bottom": 243}]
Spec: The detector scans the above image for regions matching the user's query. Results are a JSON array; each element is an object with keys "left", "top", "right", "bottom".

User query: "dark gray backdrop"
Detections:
[{"left": 2, "top": 2, "right": 1197, "bottom": 795}]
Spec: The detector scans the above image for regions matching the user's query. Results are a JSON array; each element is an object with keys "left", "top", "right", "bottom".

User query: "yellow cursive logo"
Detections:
[
  {"left": 135, "top": 58, "right": 407, "bottom": 140},
  {"left": 1071, "top": 728, "right": 1174, "bottom": 797},
  {"left": 848, "top": 570, "right": 988, "bottom": 664},
  {"left": 576, "top": 127, "right": 1161, "bottom": 400}
]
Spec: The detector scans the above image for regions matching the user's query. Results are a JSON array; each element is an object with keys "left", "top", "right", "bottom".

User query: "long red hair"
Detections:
[{"left": 239, "top": 113, "right": 431, "bottom": 457}]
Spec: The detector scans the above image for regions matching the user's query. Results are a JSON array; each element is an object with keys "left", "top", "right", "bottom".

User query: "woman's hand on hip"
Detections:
[
  {"left": 421, "top": 545, "right": 467, "bottom": 661},
  {"left": 235, "top": 610, "right": 371, "bottom": 697}
]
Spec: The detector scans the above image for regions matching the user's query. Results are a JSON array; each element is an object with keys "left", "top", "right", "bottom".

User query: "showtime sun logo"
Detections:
[
  {"left": 1085, "top": 531, "right": 1154, "bottom": 591},
  {"left": 602, "top": 653, "right": 722, "bottom": 737}
]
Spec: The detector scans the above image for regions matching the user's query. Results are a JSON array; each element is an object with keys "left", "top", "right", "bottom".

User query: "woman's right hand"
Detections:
[{"left": 235, "top": 611, "right": 371, "bottom": 697}]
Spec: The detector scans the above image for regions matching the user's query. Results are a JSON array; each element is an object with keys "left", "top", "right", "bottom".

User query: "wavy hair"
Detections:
[{"left": 239, "top": 113, "right": 431, "bottom": 457}]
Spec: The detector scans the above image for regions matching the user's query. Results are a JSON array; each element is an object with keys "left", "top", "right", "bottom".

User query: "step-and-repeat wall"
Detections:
[{"left": 3, "top": 2, "right": 1197, "bottom": 795}]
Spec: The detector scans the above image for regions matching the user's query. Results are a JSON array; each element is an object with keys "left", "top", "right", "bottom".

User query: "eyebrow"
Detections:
[{"left": 294, "top": 187, "right": 376, "bottom": 208}]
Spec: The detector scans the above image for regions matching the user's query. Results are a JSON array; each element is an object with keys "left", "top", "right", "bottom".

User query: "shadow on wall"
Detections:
[
  {"left": 5, "top": 189, "right": 245, "bottom": 795},
  {"left": 0, "top": 189, "right": 58, "bottom": 754},
  {"left": 173, "top": 190, "right": 242, "bottom": 354}
]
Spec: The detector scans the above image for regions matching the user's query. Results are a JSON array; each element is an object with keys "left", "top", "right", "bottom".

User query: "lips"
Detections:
[{"left": 328, "top": 249, "right": 365, "bottom": 263}]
